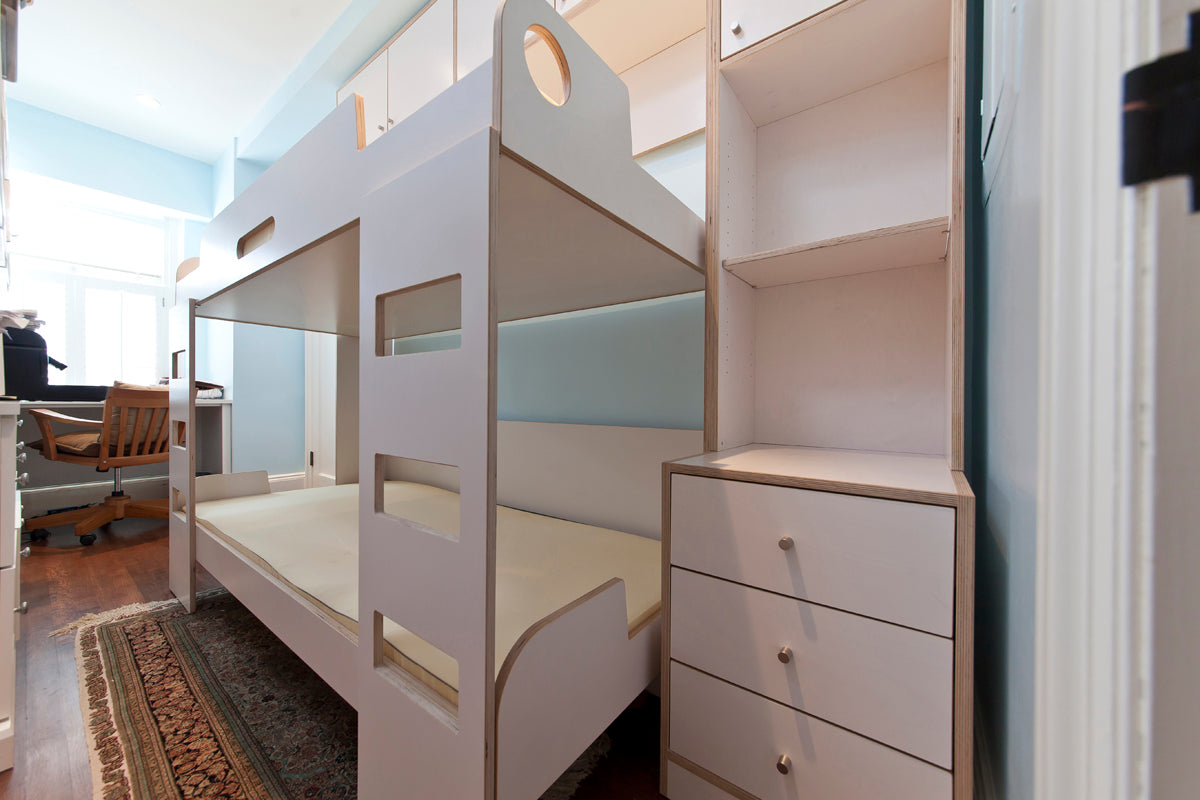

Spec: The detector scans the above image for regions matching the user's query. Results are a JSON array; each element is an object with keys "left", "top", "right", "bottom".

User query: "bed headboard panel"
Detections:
[{"left": 385, "top": 421, "right": 701, "bottom": 539}]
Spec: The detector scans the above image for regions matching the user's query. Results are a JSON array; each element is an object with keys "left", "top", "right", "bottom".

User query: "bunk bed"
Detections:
[{"left": 168, "top": 1, "right": 705, "bottom": 797}]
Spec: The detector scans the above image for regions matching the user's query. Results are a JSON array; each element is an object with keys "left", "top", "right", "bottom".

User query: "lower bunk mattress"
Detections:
[{"left": 194, "top": 481, "right": 660, "bottom": 704}]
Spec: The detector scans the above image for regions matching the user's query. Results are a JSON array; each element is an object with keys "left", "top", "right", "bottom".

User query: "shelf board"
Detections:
[
  {"left": 670, "top": 443, "right": 963, "bottom": 503},
  {"left": 724, "top": 217, "right": 948, "bottom": 288},
  {"left": 721, "top": 0, "right": 951, "bottom": 127}
]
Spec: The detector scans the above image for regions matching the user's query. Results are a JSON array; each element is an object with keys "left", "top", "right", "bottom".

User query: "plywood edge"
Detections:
[
  {"left": 665, "top": 752, "right": 759, "bottom": 800},
  {"left": 724, "top": 216, "right": 950, "bottom": 288},
  {"left": 702, "top": 0, "right": 721, "bottom": 454},
  {"left": 660, "top": 461, "right": 676, "bottom": 793},
  {"left": 951, "top": 469, "right": 974, "bottom": 799},
  {"left": 667, "top": 462, "right": 963, "bottom": 507},
  {"left": 354, "top": 94, "right": 367, "bottom": 151}
]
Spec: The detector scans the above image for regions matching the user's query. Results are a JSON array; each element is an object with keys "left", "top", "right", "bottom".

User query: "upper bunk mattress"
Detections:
[{"left": 194, "top": 481, "right": 660, "bottom": 698}]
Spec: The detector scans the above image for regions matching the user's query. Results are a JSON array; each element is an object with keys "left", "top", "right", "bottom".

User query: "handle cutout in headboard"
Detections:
[{"left": 237, "top": 217, "right": 275, "bottom": 259}]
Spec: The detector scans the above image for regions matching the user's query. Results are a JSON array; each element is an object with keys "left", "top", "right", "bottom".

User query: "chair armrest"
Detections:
[
  {"left": 28, "top": 408, "right": 104, "bottom": 461},
  {"left": 28, "top": 408, "right": 104, "bottom": 428}
]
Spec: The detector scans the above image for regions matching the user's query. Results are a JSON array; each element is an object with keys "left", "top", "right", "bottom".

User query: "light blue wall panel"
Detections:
[
  {"left": 7, "top": 100, "right": 212, "bottom": 217},
  {"left": 497, "top": 293, "right": 704, "bottom": 430},
  {"left": 230, "top": 324, "right": 306, "bottom": 475}
]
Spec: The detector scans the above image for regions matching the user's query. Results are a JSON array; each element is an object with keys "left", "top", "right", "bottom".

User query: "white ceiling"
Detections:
[{"left": 6, "top": 0, "right": 355, "bottom": 163}]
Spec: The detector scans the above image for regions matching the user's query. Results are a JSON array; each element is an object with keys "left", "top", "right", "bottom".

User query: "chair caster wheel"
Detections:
[
  {"left": 28, "top": 529, "right": 49, "bottom": 542},
  {"left": 79, "top": 534, "right": 97, "bottom": 546}
]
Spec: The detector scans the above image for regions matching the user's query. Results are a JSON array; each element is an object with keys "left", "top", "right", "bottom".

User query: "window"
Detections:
[{"left": 2, "top": 173, "right": 195, "bottom": 386}]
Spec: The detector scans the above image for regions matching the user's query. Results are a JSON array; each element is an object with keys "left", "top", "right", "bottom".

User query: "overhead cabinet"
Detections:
[
  {"left": 344, "top": 0, "right": 705, "bottom": 156},
  {"left": 335, "top": 0, "right": 454, "bottom": 147}
]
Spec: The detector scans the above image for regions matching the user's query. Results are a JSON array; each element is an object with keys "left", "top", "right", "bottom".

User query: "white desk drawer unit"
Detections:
[
  {"left": 0, "top": 402, "right": 21, "bottom": 773},
  {"left": 662, "top": 462, "right": 974, "bottom": 800}
]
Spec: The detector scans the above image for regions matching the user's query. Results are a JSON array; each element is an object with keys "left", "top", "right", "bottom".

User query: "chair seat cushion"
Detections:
[{"left": 30, "top": 431, "right": 103, "bottom": 458}]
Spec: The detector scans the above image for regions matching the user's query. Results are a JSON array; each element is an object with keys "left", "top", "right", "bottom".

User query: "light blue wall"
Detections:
[
  {"left": 6, "top": 100, "right": 212, "bottom": 217},
  {"left": 974, "top": 0, "right": 1041, "bottom": 797},
  {"left": 230, "top": 324, "right": 306, "bottom": 475},
  {"left": 498, "top": 294, "right": 703, "bottom": 429}
]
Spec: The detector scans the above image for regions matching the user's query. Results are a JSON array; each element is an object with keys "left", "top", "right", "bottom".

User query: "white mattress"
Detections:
[{"left": 194, "top": 481, "right": 661, "bottom": 699}]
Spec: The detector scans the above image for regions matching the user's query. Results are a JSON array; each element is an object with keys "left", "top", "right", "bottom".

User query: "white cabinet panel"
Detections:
[
  {"left": 623, "top": 30, "right": 706, "bottom": 155},
  {"left": 388, "top": 0, "right": 456, "bottom": 128},
  {"left": 665, "top": 761, "right": 740, "bottom": 800},
  {"left": 721, "top": 0, "right": 839, "bottom": 58},
  {"left": 670, "top": 662, "right": 952, "bottom": 800},
  {"left": 0, "top": 565, "right": 13, "bottom": 772},
  {"left": 338, "top": 54, "right": 388, "bottom": 146},
  {"left": 670, "top": 474, "right": 956, "bottom": 635},
  {"left": 671, "top": 568, "right": 954, "bottom": 767}
]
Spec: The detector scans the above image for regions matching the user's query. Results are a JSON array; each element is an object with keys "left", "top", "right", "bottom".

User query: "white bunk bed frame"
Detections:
[{"left": 167, "top": 1, "right": 705, "bottom": 798}]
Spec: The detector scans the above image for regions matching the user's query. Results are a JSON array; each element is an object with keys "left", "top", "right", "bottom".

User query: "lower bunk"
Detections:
[{"left": 189, "top": 472, "right": 663, "bottom": 799}]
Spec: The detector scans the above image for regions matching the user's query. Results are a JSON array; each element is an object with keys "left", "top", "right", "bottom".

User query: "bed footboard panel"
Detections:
[{"left": 495, "top": 579, "right": 660, "bottom": 800}]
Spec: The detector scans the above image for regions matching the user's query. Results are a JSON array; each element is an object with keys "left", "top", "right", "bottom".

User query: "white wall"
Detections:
[{"left": 978, "top": 0, "right": 1041, "bottom": 797}]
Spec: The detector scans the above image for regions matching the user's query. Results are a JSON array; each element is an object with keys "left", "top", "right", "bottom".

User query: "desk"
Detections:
[{"left": 17, "top": 399, "right": 231, "bottom": 518}]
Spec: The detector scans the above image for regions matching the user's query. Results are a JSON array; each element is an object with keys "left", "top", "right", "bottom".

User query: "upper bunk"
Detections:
[{"left": 178, "top": 0, "right": 705, "bottom": 338}]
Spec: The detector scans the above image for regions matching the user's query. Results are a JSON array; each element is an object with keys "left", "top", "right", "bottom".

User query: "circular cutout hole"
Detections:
[{"left": 524, "top": 25, "right": 570, "bottom": 106}]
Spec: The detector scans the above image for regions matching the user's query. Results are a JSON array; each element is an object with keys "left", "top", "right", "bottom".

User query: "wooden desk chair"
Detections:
[{"left": 23, "top": 384, "right": 178, "bottom": 545}]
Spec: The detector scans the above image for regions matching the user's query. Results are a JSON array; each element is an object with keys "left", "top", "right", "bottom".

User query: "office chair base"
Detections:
[{"left": 23, "top": 493, "right": 169, "bottom": 543}]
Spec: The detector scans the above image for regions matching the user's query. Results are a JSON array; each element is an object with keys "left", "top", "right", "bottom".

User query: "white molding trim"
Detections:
[
  {"left": 1034, "top": 2, "right": 1154, "bottom": 800},
  {"left": 268, "top": 472, "right": 306, "bottom": 493}
]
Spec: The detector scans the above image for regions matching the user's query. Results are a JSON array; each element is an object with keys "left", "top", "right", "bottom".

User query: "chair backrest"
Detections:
[{"left": 99, "top": 385, "right": 175, "bottom": 468}]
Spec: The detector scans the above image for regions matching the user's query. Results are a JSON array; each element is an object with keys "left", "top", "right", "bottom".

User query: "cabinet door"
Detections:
[
  {"left": 338, "top": 54, "right": 389, "bottom": 146},
  {"left": 387, "top": 0, "right": 455, "bottom": 129},
  {"left": 721, "top": 0, "right": 840, "bottom": 58}
]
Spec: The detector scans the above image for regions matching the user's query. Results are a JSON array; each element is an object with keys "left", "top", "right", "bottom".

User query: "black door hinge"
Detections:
[{"left": 1123, "top": 11, "right": 1200, "bottom": 210}]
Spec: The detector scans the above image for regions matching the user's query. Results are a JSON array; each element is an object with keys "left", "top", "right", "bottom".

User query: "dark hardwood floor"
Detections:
[{"left": 0, "top": 519, "right": 666, "bottom": 799}]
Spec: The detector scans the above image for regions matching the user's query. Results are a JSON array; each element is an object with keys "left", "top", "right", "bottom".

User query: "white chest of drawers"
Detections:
[
  {"left": 661, "top": 447, "right": 974, "bottom": 800},
  {"left": 0, "top": 401, "right": 22, "bottom": 772}
]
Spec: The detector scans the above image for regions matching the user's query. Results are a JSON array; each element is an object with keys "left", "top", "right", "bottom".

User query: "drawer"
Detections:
[
  {"left": 671, "top": 568, "right": 952, "bottom": 767},
  {"left": 669, "top": 662, "right": 951, "bottom": 800},
  {"left": 665, "top": 760, "right": 740, "bottom": 800},
  {"left": 721, "top": 0, "right": 839, "bottom": 58},
  {"left": 670, "top": 474, "right": 955, "bottom": 635}
]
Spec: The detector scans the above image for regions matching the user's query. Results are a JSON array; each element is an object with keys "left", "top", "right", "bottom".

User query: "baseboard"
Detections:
[
  {"left": 268, "top": 472, "right": 306, "bottom": 493},
  {"left": 20, "top": 477, "right": 169, "bottom": 519}
]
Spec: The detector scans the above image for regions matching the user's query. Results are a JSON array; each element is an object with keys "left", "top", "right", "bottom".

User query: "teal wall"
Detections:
[
  {"left": 499, "top": 294, "right": 703, "bottom": 429},
  {"left": 6, "top": 100, "right": 212, "bottom": 218}
]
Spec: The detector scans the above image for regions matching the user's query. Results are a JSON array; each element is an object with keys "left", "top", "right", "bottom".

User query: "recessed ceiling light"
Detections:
[{"left": 136, "top": 93, "right": 161, "bottom": 109}]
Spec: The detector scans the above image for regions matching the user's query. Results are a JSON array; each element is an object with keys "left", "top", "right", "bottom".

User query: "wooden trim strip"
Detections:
[
  {"left": 665, "top": 752, "right": 759, "bottom": 800},
  {"left": 702, "top": 0, "right": 721, "bottom": 453},
  {"left": 666, "top": 462, "right": 966, "bottom": 507},
  {"left": 951, "top": 469, "right": 975, "bottom": 799}
]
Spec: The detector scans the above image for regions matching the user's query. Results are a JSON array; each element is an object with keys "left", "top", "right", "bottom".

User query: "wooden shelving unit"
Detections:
[{"left": 661, "top": 0, "right": 974, "bottom": 797}]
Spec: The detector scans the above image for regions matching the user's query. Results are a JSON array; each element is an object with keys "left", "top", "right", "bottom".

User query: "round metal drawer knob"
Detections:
[
  {"left": 776, "top": 754, "right": 792, "bottom": 775},
  {"left": 778, "top": 536, "right": 794, "bottom": 551},
  {"left": 777, "top": 646, "right": 793, "bottom": 664}
]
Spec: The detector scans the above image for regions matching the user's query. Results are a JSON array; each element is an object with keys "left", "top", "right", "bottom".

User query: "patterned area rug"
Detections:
[{"left": 69, "top": 591, "right": 608, "bottom": 800}]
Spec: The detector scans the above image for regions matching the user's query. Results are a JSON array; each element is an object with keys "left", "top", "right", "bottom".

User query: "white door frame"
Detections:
[{"left": 1034, "top": 1, "right": 1157, "bottom": 799}]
